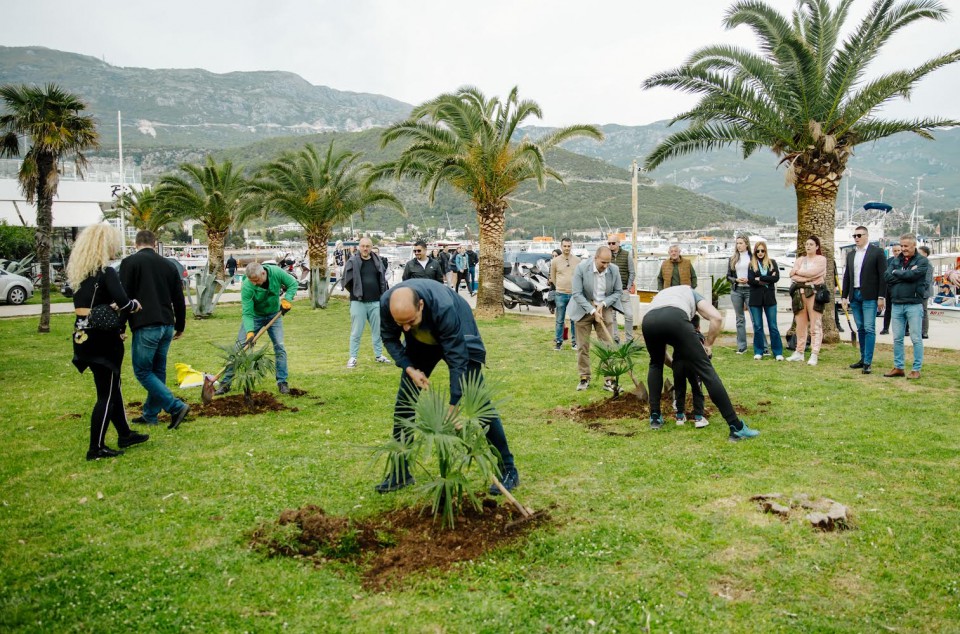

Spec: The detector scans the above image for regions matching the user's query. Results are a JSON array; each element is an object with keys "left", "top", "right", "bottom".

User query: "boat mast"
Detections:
[{"left": 118, "top": 111, "right": 125, "bottom": 253}]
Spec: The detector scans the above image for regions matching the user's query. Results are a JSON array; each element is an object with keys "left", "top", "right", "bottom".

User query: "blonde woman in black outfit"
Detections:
[
  {"left": 67, "top": 224, "right": 146, "bottom": 460},
  {"left": 747, "top": 241, "right": 784, "bottom": 361}
]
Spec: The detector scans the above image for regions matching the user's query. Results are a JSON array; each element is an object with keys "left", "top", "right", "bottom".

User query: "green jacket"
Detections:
[{"left": 241, "top": 265, "right": 298, "bottom": 333}]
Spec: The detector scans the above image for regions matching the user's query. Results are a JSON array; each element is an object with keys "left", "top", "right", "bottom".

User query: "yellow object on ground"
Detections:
[{"left": 175, "top": 363, "right": 205, "bottom": 388}]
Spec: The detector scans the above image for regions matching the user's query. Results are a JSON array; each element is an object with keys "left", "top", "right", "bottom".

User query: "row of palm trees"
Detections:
[{"left": 4, "top": 0, "right": 959, "bottom": 334}]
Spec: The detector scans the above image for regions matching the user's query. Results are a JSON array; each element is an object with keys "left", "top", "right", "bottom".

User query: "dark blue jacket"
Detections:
[
  {"left": 380, "top": 279, "right": 485, "bottom": 405},
  {"left": 885, "top": 251, "right": 930, "bottom": 305}
]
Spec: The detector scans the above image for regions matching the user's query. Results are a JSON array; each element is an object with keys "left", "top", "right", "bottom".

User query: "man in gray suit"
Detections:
[{"left": 567, "top": 246, "right": 624, "bottom": 391}]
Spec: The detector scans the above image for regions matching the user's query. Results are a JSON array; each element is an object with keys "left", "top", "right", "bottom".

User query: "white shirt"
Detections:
[
  {"left": 853, "top": 246, "right": 867, "bottom": 288},
  {"left": 591, "top": 262, "right": 607, "bottom": 313},
  {"left": 416, "top": 257, "right": 430, "bottom": 269},
  {"left": 735, "top": 256, "right": 750, "bottom": 282}
]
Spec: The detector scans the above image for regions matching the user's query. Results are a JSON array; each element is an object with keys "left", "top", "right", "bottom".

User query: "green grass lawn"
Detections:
[{"left": 1, "top": 299, "right": 958, "bottom": 633}]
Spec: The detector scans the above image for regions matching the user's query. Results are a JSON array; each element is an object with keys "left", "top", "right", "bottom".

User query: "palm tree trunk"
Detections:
[
  {"left": 475, "top": 202, "right": 507, "bottom": 319},
  {"left": 34, "top": 161, "right": 54, "bottom": 334},
  {"left": 795, "top": 178, "right": 841, "bottom": 344},
  {"left": 207, "top": 229, "right": 226, "bottom": 281},
  {"left": 307, "top": 225, "right": 331, "bottom": 309}
]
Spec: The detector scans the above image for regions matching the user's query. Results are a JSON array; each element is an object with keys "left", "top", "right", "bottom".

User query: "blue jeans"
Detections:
[
  {"left": 730, "top": 285, "right": 751, "bottom": 352},
  {"left": 349, "top": 300, "right": 383, "bottom": 359},
  {"left": 849, "top": 289, "right": 878, "bottom": 366},
  {"left": 222, "top": 315, "right": 288, "bottom": 385},
  {"left": 892, "top": 303, "right": 923, "bottom": 371},
  {"left": 749, "top": 305, "right": 783, "bottom": 356},
  {"left": 553, "top": 292, "right": 577, "bottom": 344},
  {"left": 131, "top": 325, "right": 185, "bottom": 422}
]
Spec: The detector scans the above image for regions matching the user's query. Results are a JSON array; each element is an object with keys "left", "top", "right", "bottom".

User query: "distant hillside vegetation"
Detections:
[{"left": 214, "top": 130, "right": 771, "bottom": 238}]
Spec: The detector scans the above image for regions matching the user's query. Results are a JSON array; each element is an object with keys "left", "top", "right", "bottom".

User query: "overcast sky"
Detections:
[{"left": 6, "top": 0, "right": 960, "bottom": 127}]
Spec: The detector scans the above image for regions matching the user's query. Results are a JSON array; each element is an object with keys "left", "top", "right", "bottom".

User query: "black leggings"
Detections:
[
  {"left": 642, "top": 307, "right": 741, "bottom": 430},
  {"left": 89, "top": 364, "right": 131, "bottom": 452},
  {"left": 455, "top": 270, "right": 468, "bottom": 292}
]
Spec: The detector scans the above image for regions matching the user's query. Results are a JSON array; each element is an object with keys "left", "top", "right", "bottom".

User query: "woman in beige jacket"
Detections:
[{"left": 787, "top": 236, "right": 827, "bottom": 365}]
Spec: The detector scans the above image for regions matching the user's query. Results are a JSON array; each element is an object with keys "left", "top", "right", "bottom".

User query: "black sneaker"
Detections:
[
  {"left": 130, "top": 416, "right": 158, "bottom": 425},
  {"left": 650, "top": 414, "right": 665, "bottom": 430},
  {"left": 375, "top": 472, "right": 415, "bottom": 494},
  {"left": 862, "top": 364, "right": 872, "bottom": 374},
  {"left": 214, "top": 384, "right": 230, "bottom": 396},
  {"left": 576, "top": 379, "right": 589, "bottom": 391},
  {"left": 489, "top": 468, "right": 520, "bottom": 495},
  {"left": 554, "top": 341, "right": 562, "bottom": 351},
  {"left": 118, "top": 431, "right": 149, "bottom": 448},
  {"left": 278, "top": 382, "right": 290, "bottom": 395},
  {"left": 849, "top": 360, "right": 865, "bottom": 369},
  {"left": 168, "top": 404, "right": 190, "bottom": 430},
  {"left": 86, "top": 446, "right": 124, "bottom": 461}
]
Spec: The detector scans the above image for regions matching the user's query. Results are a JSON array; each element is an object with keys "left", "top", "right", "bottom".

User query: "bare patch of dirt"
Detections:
[
  {"left": 127, "top": 393, "right": 297, "bottom": 418},
  {"left": 250, "top": 499, "right": 550, "bottom": 590},
  {"left": 193, "top": 392, "right": 298, "bottom": 417},
  {"left": 286, "top": 388, "right": 309, "bottom": 397}
]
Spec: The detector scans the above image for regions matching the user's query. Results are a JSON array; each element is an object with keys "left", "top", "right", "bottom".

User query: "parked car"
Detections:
[{"left": 0, "top": 268, "right": 34, "bottom": 305}]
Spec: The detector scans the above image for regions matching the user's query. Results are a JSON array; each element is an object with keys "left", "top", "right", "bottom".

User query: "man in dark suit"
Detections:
[
  {"left": 401, "top": 240, "right": 444, "bottom": 283},
  {"left": 376, "top": 279, "right": 518, "bottom": 494},
  {"left": 841, "top": 225, "right": 887, "bottom": 374},
  {"left": 120, "top": 230, "right": 189, "bottom": 429}
]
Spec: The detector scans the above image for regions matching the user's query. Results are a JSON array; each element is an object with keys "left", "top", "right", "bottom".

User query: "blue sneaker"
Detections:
[
  {"left": 729, "top": 421, "right": 760, "bottom": 441},
  {"left": 650, "top": 414, "right": 664, "bottom": 430},
  {"left": 490, "top": 468, "right": 519, "bottom": 495}
]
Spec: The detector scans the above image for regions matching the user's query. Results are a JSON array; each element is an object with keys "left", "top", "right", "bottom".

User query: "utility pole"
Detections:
[
  {"left": 631, "top": 159, "right": 639, "bottom": 287},
  {"left": 117, "top": 111, "right": 126, "bottom": 253}
]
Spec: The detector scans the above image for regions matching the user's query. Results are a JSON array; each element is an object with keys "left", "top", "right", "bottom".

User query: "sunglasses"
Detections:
[
  {"left": 607, "top": 241, "right": 618, "bottom": 245},
  {"left": 413, "top": 249, "right": 422, "bottom": 253},
  {"left": 755, "top": 249, "right": 766, "bottom": 254},
  {"left": 852, "top": 233, "right": 864, "bottom": 238}
]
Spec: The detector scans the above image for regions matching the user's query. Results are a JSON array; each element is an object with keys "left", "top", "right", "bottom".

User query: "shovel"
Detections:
[
  {"left": 201, "top": 310, "right": 284, "bottom": 404},
  {"left": 492, "top": 476, "right": 547, "bottom": 529},
  {"left": 834, "top": 272, "right": 857, "bottom": 346}
]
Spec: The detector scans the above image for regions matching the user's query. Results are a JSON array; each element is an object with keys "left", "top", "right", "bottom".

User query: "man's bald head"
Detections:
[
  {"left": 594, "top": 246, "right": 612, "bottom": 273},
  {"left": 390, "top": 286, "right": 423, "bottom": 331}
]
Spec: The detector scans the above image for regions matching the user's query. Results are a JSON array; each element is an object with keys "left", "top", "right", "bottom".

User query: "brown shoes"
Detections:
[
  {"left": 907, "top": 370, "right": 921, "bottom": 380},
  {"left": 883, "top": 368, "right": 905, "bottom": 378}
]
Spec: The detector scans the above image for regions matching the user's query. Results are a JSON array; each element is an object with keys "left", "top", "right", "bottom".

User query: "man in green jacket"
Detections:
[{"left": 216, "top": 262, "right": 297, "bottom": 395}]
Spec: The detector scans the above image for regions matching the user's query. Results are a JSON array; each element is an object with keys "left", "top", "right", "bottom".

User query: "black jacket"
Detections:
[
  {"left": 841, "top": 244, "right": 887, "bottom": 301},
  {"left": 402, "top": 257, "right": 445, "bottom": 283},
  {"left": 119, "top": 248, "right": 187, "bottom": 332},
  {"left": 747, "top": 259, "right": 780, "bottom": 307},
  {"left": 885, "top": 252, "right": 929, "bottom": 305}
]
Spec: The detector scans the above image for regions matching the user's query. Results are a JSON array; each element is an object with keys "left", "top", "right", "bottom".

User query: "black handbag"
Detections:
[
  {"left": 815, "top": 286, "right": 831, "bottom": 305},
  {"left": 82, "top": 281, "right": 120, "bottom": 331}
]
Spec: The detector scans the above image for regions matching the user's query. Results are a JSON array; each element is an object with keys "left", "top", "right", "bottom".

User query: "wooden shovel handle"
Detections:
[{"left": 492, "top": 477, "right": 532, "bottom": 518}]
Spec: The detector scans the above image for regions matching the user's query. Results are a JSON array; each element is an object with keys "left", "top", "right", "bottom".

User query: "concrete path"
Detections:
[{"left": 4, "top": 288, "right": 956, "bottom": 350}]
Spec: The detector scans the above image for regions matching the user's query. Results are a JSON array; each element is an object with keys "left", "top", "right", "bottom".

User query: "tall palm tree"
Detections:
[
  {"left": 247, "top": 142, "right": 404, "bottom": 308},
  {"left": 110, "top": 186, "right": 177, "bottom": 234},
  {"left": 376, "top": 86, "right": 603, "bottom": 318},
  {"left": 157, "top": 157, "right": 249, "bottom": 280},
  {"left": 643, "top": 0, "right": 960, "bottom": 340},
  {"left": 0, "top": 84, "right": 99, "bottom": 333}
]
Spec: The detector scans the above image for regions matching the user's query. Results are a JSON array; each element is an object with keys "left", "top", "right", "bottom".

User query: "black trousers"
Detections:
[
  {"left": 642, "top": 307, "right": 740, "bottom": 430},
  {"left": 89, "top": 364, "right": 132, "bottom": 452},
  {"left": 673, "top": 357, "right": 705, "bottom": 417},
  {"left": 392, "top": 343, "right": 514, "bottom": 472},
  {"left": 882, "top": 291, "right": 893, "bottom": 331}
]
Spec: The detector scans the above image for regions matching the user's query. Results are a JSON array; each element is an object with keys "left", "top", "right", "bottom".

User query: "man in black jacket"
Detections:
[
  {"left": 120, "top": 230, "right": 189, "bottom": 429},
  {"left": 883, "top": 233, "right": 929, "bottom": 380},
  {"left": 841, "top": 225, "right": 887, "bottom": 374},
  {"left": 401, "top": 240, "right": 444, "bottom": 283}
]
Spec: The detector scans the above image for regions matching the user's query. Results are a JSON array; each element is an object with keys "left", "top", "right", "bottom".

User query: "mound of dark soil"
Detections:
[
  {"left": 250, "top": 499, "right": 549, "bottom": 590},
  {"left": 193, "top": 392, "right": 298, "bottom": 417}
]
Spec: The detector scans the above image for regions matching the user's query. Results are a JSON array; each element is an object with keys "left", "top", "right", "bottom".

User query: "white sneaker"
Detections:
[
  {"left": 694, "top": 415, "right": 710, "bottom": 429},
  {"left": 775, "top": 355, "right": 785, "bottom": 361},
  {"left": 753, "top": 354, "right": 762, "bottom": 360},
  {"left": 807, "top": 354, "right": 818, "bottom": 366},
  {"left": 346, "top": 357, "right": 358, "bottom": 368},
  {"left": 375, "top": 355, "right": 391, "bottom": 364},
  {"left": 787, "top": 352, "right": 804, "bottom": 362}
]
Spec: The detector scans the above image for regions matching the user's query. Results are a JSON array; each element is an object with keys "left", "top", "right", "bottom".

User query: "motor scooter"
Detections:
[{"left": 503, "top": 261, "right": 549, "bottom": 310}]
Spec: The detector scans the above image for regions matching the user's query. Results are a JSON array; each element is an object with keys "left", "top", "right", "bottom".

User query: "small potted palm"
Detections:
[
  {"left": 591, "top": 339, "right": 648, "bottom": 401},
  {"left": 375, "top": 372, "right": 504, "bottom": 529},
  {"left": 214, "top": 342, "right": 275, "bottom": 410}
]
